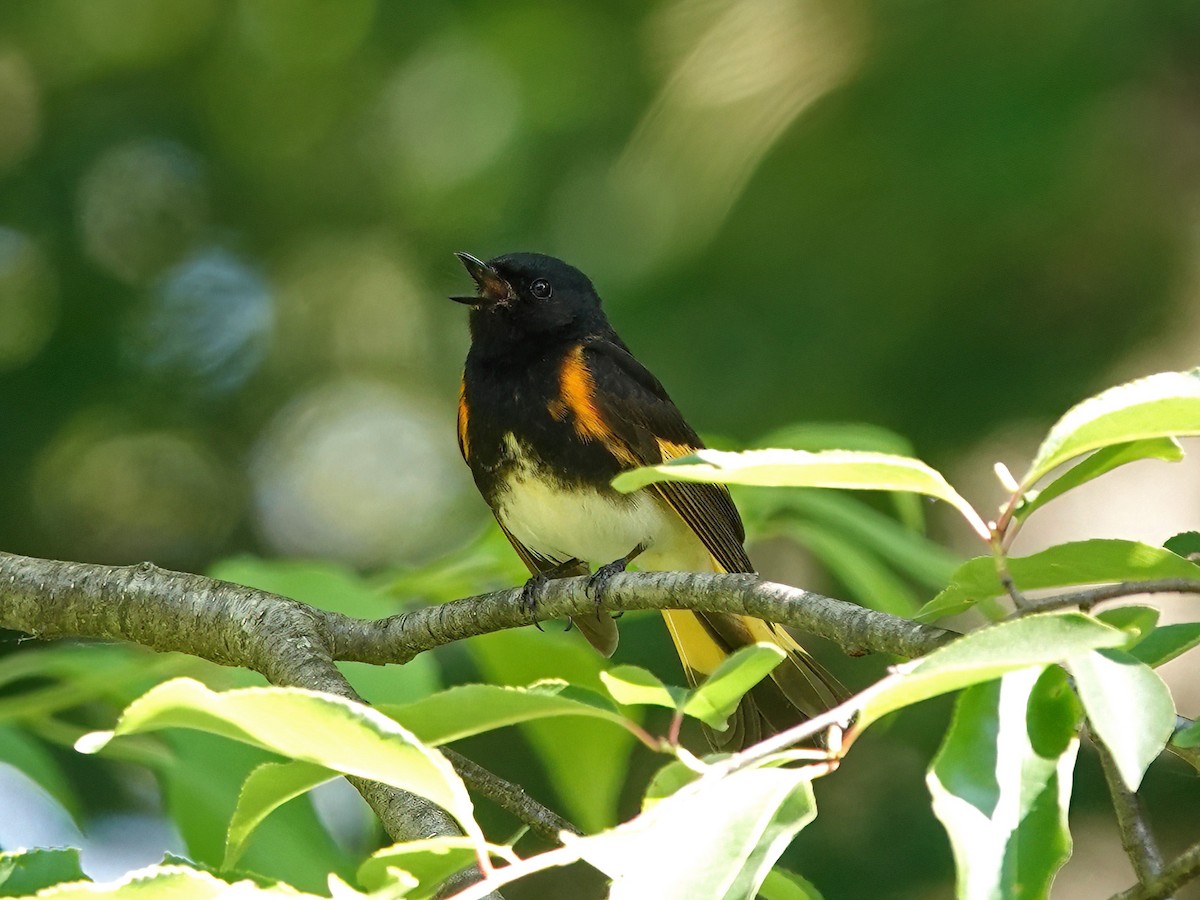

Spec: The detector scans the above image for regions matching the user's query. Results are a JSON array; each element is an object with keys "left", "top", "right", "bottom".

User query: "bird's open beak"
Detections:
[{"left": 451, "top": 252, "right": 514, "bottom": 307}]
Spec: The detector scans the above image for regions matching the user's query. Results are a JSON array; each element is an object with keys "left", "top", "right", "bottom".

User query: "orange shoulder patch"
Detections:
[
  {"left": 457, "top": 377, "right": 470, "bottom": 461},
  {"left": 550, "top": 345, "right": 638, "bottom": 466}
]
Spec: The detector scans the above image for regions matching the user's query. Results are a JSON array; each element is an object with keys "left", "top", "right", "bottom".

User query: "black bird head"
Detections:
[{"left": 452, "top": 252, "right": 609, "bottom": 357}]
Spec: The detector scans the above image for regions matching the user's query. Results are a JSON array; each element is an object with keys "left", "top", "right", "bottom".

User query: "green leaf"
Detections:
[
  {"left": 784, "top": 520, "right": 921, "bottom": 616},
  {"left": 612, "top": 448, "right": 988, "bottom": 539},
  {"left": 1068, "top": 649, "right": 1175, "bottom": 790},
  {"left": 1017, "top": 437, "right": 1184, "bottom": 520},
  {"left": 750, "top": 421, "right": 926, "bottom": 531},
  {"left": 383, "top": 680, "right": 631, "bottom": 745},
  {"left": 854, "top": 613, "right": 1126, "bottom": 732},
  {"left": 749, "top": 490, "right": 960, "bottom": 590},
  {"left": 468, "top": 627, "right": 635, "bottom": 832},
  {"left": 358, "top": 837, "right": 495, "bottom": 895},
  {"left": 223, "top": 761, "right": 338, "bottom": 869},
  {"left": 0, "top": 848, "right": 88, "bottom": 895},
  {"left": 600, "top": 666, "right": 686, "bottom": 711},
  {"left": 34, "top": 864, "right": 332, "bottom": 898},
  {"left": 1023, "top": 370, "right": 1200, "bottom": 488},
  {"left": 209, "top": 557, "right": 443, "bottom": 705},
  {"left": 916, "top": 539, "right": 1200, "bottom": 622},
  {"left": 928, "top": 668, "right": 1078, "bottom": 900},
  {"left": 77, "top": 678, "right": 482, "bottom": 849},
  {"left": 1174, "top": 720, "right": 1200, "bottom": 749},
  {"left": 758, "top": 867, "right": 825, "bottom": 900},
  {"left": 683, "top": 644, "right": 786, "bottom": 729},
  {"left": 1129, "top": 623, "right": 1200, "bottom": 667},
  {"left": 1025, "top": 667, "right": 1083, "bottom": 758},
  {"left": 1164, "top": 531, "right": 1200, "bottom": 559},
  {"left": 577, "top": 766, "right": 817, "bottom": 900},
  {"left": 1095, "top": 606, "right": 1159, "bottom": 646},
  {"left": 161, "top": 730, "right": 350, "bottom": 892},
  {"left": 641, "top": 759, "right": 701, "bottom": 812},
  {"left": 0, "top": 726, "right": 80, "bottom": 821}
]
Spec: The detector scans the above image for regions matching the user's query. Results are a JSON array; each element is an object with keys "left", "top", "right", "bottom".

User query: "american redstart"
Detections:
[{"left": 452, "top": 251, "right": 843, "bottom": 749}]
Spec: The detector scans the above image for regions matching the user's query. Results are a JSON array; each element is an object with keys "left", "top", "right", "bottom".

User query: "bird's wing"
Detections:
[{"left": 582, "top": 338, "right": 753, "bottom": 574}]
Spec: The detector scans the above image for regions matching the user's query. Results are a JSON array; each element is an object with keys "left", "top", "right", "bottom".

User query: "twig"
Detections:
[
  {"left": 443, "top": 749, "right": 579, "bottom": 842},
  {"left": 1090, "top": 724, "right": 1165, "bottom": 887},
  {"left": 1110, "top": 841, "right": 1200, "bottom": 900},
  {"left": 1014, "top": 579, "right": 1200, "bottom": 617}
]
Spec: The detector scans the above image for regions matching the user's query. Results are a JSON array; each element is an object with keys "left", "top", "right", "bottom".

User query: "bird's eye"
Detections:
[{"left": 530, "top": 278, "right": 552, "bottom": 300}]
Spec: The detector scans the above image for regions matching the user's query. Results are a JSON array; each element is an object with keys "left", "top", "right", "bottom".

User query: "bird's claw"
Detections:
[
  {"left": 586, "top": 558, "right": 629, "bottom": 611},
  {"left": 520, "top": 573, "right": 550, "bottom": 632}
]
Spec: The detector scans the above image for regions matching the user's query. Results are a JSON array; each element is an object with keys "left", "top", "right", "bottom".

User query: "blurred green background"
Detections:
[{"left": 2, "top": 0, "right": 1200, "bottom": 897}]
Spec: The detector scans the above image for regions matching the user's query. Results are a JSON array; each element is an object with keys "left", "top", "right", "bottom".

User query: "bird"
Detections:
[{"left": 451, "top": 251, "right": 844, "bottom": 749}]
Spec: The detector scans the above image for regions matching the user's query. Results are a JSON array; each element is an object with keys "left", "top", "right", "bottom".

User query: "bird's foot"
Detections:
[
  {"left": 586, "top": 543, "right": 646, "bottom": 613},
  {"left": 519, "top": 572, "right": 550, "bottom": 632}
]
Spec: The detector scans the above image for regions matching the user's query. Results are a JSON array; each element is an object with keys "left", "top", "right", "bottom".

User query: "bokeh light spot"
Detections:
[
  {"left": 34, "top": 416, "right": 238, "bottom": 566},
  {"left": 236, "top": 0, "right": 375, "bottom": 70},
  {"left": 0, "top": 228, "right": 59, "bottom": 371},
  {"left": 251, "top": 380, "right": 470, "bottom": 567},
  {"left": 0, "top": 48, "right": 41, "bottom": 169},
  {"left": 78, "top": 139, "right": 209, "bottom": 285},
  {"left": 272, "top": 233, "right": 430, "bottom": 377},
  {"left": 371, "top": 38, "right": 521, "bottom": 192},
  {"left": 127, "top": 248, "right": 273, "bottom": 394},
  {"left": 74, "top": 0, "right": 216, "bottom": 70}
]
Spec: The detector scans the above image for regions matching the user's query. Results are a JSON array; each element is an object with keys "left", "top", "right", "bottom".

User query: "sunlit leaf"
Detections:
[
  {"left": 35, "top": 864, "right": 333, "bottom": 898},
  {"left": 750, "top": 421, "right": 925, "bottom": 531},
  {"left": 600, "top": 666, "right": 684, "bottom": 711},
  {"left": 915, "top": 539, "right": 1200, "bottom": 622},
  {"left": 853, "top": 613, "right": 1126, "bottom": 733},
  {"left": 223, "top": 761, "right": 338, "bottom": 869},
  {"left": 359, "top": 836, "right": 502, "bottom": 895},
  {"left": 1023, "top": 370, "right": 1200, "bottom": 488},
  {"left": 613, "top": 448, "right": 988, "bottom": 539},
  {"left": 928, "top": 669, "right": 1077, "bottom": 899},
  {"left": 1068, "top": 649, "right": 1175, "bottom": 790},
  {"left": 1016, "top": 437, "right": 1184, "bottom": 520},
  {"left": 577, "top": 766, "right": 817, "bottom": 900},
  {"left": 683, "top": 644, "right": 786, "bottom": 729},
  {"left": 757, "top": 866, "right": 825, "bottom": 900},
  {"left": 383, "top": 680, "right": 630, "bottom": 745},
  {"left": 77, "top": 678, "right": 481, "bottom": 848}
]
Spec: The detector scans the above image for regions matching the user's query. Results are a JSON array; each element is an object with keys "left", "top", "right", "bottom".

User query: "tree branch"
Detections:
[
  {"left": 0, "top": 551, "right": 562, "bottom": 861},
  {"left": 0, "top": 551, "right": 955, "bottom": 849},
  {"left": 327, "top": 570, "right": 957, "bottom": 663},
  {"left": 1111, "top": 840, "right": 1200, "bottom": 900},
  {"left": 1090, "top": 724, "right": 1165, "bottom": 887},
  {"left": 1015, "top": 579, "right": 1200, "bottom": 617}
]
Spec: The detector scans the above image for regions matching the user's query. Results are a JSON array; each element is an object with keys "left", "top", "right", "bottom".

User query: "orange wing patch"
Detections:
[
  {"left": 457, "top": 377, "right": 470, "bottom": 461},
  {"left": 549, "top": 345, "right": 638, "bottom": 466}
]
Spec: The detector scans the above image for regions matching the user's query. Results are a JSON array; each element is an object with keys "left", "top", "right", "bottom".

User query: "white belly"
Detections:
[{"left": 494, "top": 443, "right": 713, "bottom": 572}]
